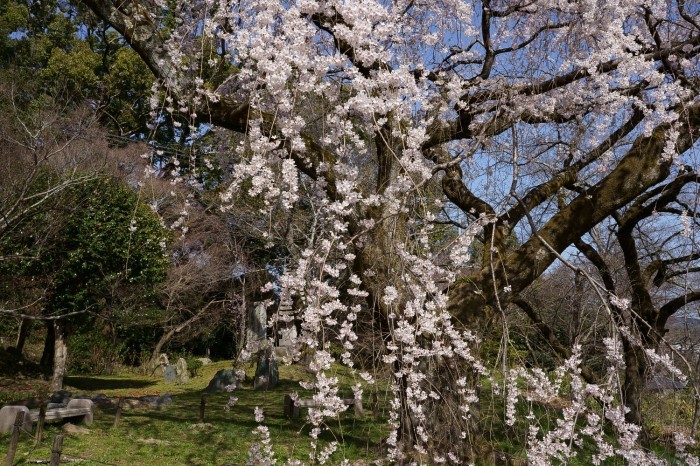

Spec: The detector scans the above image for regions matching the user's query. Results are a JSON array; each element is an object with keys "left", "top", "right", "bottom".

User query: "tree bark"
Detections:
[
  {"left": 622, "top": 338, "right": 649, "bottom": 446},
  {"left": 150, "top": 328, "right": 177, "bottom": 365},
  {"left": 50, "top": 321, "right": 69, "bottom": 391},
  {"left": 15, "top": 318, "right": 32, "bottom": 353},
  {"left": 149, "top": 306, "right": 211, "bottom": 366},
  {"left": 40, "top": 320, "right": 55, "bottom": 368}
]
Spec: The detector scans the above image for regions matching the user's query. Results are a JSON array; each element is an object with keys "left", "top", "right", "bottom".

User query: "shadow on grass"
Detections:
[
  {"left": 66, "top": 375, "right": 156, "bottom": 390},
  {"left": 55, "top": 369, "right": 386, "bottom": 463},
  {"left": 106, "top": 384, "right": 385, "bottom": 463}
]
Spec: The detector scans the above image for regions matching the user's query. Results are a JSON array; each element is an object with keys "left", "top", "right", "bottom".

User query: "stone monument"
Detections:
[
  {"left": 246, "top": 301, "right": 267, "bottom": 353},
  {"left": 175, "top": 357, "right": 189, "bottom": 384}
]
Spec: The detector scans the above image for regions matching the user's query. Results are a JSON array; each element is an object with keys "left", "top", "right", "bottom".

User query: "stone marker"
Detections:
[
  {"left": 254, "top": 350, "right": 279, "bottom": 390},
  {"left": 175, "top": 357, "right": 189, "bottom": 384},
  {"left": 164, "top": 364, "right": 177, "bottom": 383},
  {"left": 206, "top": 369, "right": 241, "bottom": 392},
  {"left": 278, "top": 325, "right": 297, "bottom": 347},
  {"left": 153, "top": 353, "right": 169, "bottom": 376},
  {"left": 0, "top": 405, "right": 32, "bottom": 433},
  {"left": 246, "top": 301, "right": 268, "bottom": 352}
]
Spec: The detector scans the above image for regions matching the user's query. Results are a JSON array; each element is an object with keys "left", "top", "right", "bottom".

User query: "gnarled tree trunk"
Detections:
[
  {"left": 50, "top": 321, "right": 69, "bottom": 391},
  {"left": 622, "top": 338, "right": 649, "bottom": 446},
  {"left": 40, "top": 320, "right": 55, "bottom": 368},
  {"left": 15, "top": 318, "right": 32, "bottom": 354}
]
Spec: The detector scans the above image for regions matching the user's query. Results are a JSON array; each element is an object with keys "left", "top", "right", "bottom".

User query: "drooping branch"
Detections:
[
  {"left": 512, "top": 296, "right": 596, "bottom": 384},
  {"left": 465, "top": 35, "right": 700, "bottom": 106},
  {"left": 80, "top": 0, "right": 342, "bottom": 202}
]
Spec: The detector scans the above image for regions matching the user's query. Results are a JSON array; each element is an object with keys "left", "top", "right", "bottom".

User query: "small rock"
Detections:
[
  {"left": 139, "top": 395, "right": 159, "bottom": 407},
  {"left": 92, "top": 397, "right": 115, "bottom": 408},
  {"left": 197, "top": 357, "right": 212, "bottom": 366},
  {"left": 137, "top": 438, "right": 171, "bottom": 445},
  {"left": 206, "top": 369, "right": 241, "bottom": 392},
  {"left": 123, "top": 398, "right": 145, "bottom": 409},
  {"left": 156, "top": 393, "right": 173, "bottom": 407},
  {"left": 189, "top": 422, "right": 214, "bottom": 431},
  {"left": 153, "top": 353, "right": 169, "bottom": 376},
  {"left": 50, "top": 390, "right": 72, "bottom": 404},
  {"left": 158, "top": 353, "right": 170, "bottom": 366},
  {"left": 62, "top": 423, "right": 91, "bottom": 435}
]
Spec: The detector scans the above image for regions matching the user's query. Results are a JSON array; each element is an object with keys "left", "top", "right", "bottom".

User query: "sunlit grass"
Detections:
[{"left": 1, "top": 360, "right": 388, "bottom": 465}]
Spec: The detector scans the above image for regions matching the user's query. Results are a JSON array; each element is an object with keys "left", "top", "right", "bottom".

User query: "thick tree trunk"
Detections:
[
  {"left": 150, "top": 328, "right": 177, "bottom": 365},
  {"left": 423, "top": 356, "right": 491, "bottom": 463},
  {"left": 622, "top": 338, "right": 649, "bottom": 446},
  {"left": 149, "top": 307, "right": 210, "bottom": 366},
  {"left": 50, "top": 321, "right": 69, "bottom": 391},
  {"left": 15, "top": 319, "right": 32, "bottom": 353},
  {"left": 40, "top": 320, "right": 55, "bottom": 367}
]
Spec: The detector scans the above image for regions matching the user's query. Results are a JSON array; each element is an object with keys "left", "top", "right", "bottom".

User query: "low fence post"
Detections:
[
  {"left": 5, "top": 411, "right": 25, "bottom": 466},
  {"left": 199, "top": 395, "right": 206, "bottom": 423},
  {"left": 113, "top": 397, "right": 124, "bottom": 428},
  {"left": 35, "top": 403, "right": 47, "bottom": 446},
  {"left": 49, "top": 434, "right": 63, "bottom": 466}
]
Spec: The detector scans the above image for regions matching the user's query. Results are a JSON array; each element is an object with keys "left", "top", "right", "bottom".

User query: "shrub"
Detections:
[{"left": 186, "top": 357, "right": 203, "bottom": 377}]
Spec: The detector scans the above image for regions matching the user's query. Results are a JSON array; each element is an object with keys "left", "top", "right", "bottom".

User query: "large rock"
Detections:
[
  {"left": 0, "top": 405, "right": 32, "bottom": 434},
  {"left": 197, "top": 357, "right": 212, "bottom": 366},
  {"left": 164, "top": 364, "right": 177, "bottom": 383},
  {"left": 206, "top": 369, "right": 242, "bottom": 392},
  {"left": 246, "top": 301, "right": 268, "bottom": 352},
  {"left": 153, "top": 353, "right": 169, "bottom": 376},
  {"left": 175, "top": 358, "right": 189, "bottom": 384},
  {"left": 50, "top": 390, "right": 72, "bottom": 404}
]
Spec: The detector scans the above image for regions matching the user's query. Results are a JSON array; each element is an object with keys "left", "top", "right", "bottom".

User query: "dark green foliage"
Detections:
[
  {"left": 0, "top": 0, "right": 155, "bottom": 134},
  {"left": 0, "top": 175, "right": 170, "bottom": 317},
  {"left": 45, "top": 177, "right": 169, "bottom": 315},
  {"left": 0, "top": 173, "right": 170, "bottom": 373},
  {"left": 186, "top": 357, "right": 203, "bottom": 377},
  {"left": 67, "top": 328, "right": 123, "bottom": 374}
]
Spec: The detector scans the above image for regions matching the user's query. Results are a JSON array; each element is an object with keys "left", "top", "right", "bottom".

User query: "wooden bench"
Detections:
[
  {"left": 0, "top": 399, "right": 93, "bottom": 433},
  {"left": 283, "top": 394, "right": 362, "bottom": 419}
]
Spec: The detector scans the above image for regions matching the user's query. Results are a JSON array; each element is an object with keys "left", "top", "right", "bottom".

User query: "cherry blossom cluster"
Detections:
[{"left": 131, "top": 0, "right": 700, "bottom": 462}]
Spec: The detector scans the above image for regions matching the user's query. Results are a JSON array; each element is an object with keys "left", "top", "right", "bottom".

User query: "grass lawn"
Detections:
[{"left": 0, "top": 360, "right": 388, "bottom": 465}]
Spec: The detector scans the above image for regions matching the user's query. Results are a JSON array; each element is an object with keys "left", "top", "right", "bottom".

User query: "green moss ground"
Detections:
[{"left": 0, "top": 361, "right": 388, "bottom": 465}]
